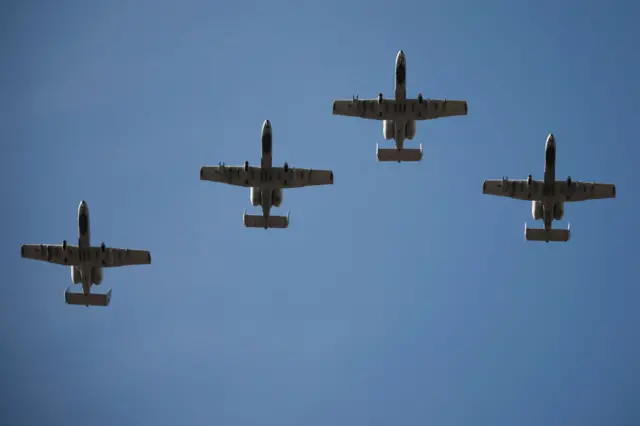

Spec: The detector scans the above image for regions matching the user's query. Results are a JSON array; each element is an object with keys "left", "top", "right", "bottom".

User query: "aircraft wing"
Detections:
[
  {"left": 333, "top": 99, "right": 390, "bottom": 120},
  {"left": 332, "top": 98, "right": 468, "bottom": 121},
  {"left": 21, "top": 244, "right": 151, "bottom": 267},
  {"left": 271, "top": 167, "right": 334, "bottom": 188},
  {"left": 21, "top": 244, "right": 80, "bottom": 266},
  {"left": 554, "top": 181, "right": 616, "bottom": 202},
  {"left": 403, "top": 98, "right": 468, "bottom": 121},
  {"left": 201, "top": 165, "right": 333, "bottom": 188},
  {"left": 101, "top": 247, "right": 152, "bottom": 267},
  {"left": 200, "top": 165, "right": 261, "bottom": 187},
  {"left": 482, "top": 178, "right": 545, "bottom": 201}
]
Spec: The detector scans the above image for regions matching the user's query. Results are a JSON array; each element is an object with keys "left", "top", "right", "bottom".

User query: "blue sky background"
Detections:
[{"left": 2, "top": 1, "right": 639, "bottom": 425}]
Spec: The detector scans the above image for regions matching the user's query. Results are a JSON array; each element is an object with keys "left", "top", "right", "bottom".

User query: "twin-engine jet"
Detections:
[
  {"left": 200, "top": 120, "right": 334, "bottom": 229},
  {"left": 20, "top": 201, "right": 152, "bottom": 306},
  {"left": 332, "top": 50, "right": 468, "bottom": 162},
  {"left": 482, "top": 134, "right": 616, "bottom": 242}
]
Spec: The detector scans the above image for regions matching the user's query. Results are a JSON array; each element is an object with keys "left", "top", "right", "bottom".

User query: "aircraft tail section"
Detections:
[
  {"left": 524, "top": 223, "right": 571, "bottom": 242},
  {"left": 376, "top": 144, "right": 423, "bottom": 162},
  {"left": 243, "top": 210, "right": 289, "bottom": 229},
  {"left": 65, "top": 287, "right": 112, "bottom": 307}
]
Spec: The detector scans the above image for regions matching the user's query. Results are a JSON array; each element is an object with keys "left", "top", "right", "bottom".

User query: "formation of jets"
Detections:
[{"left": 21, "top": 50, "right": 617, "bottom": 307}]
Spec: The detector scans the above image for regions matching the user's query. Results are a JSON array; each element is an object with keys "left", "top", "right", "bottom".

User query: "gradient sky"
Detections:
[{"left": 2, "top": 1, "right": 640, "bottom": 425}]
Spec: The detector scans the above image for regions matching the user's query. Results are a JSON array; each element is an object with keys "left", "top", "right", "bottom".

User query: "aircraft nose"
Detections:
[
  {"left": 264, "top": 120, "right": 271, "bottom": 128},
  {"left": 79, "top": 200, "right": 87, "bottom": 209},
  {"left": 546, "top": 133, "right": 555, "bottom": 147}
]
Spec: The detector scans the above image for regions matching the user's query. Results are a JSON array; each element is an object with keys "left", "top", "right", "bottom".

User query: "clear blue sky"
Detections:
[{"left": 2, "top": 1, "right": 639, "bottom": 425}]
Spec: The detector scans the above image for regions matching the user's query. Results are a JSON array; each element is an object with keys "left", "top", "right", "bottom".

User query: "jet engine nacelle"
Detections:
[
  {"left": 92, "top": 267, "right": 103, "bottom": 285},
  {"left": 405, "top": 120, "right": 416, "bottom": 140},
  {"left": 383, "top": 120, "right": 395, "bottom": 140},
  {"left": 553, "top": 202, "right": 564, "bottom": 220},
  {"left": 532, "top": 200, "right": 543, "bottom": 220},
  {"left": 272, "top": 188, "right": 283, "bottom": 207},
  {"left": 250, "top": 187, "right": 261, "bottom": 206},
  {"left": 71, "top": 266, "right": 82, "bottom": 284}
]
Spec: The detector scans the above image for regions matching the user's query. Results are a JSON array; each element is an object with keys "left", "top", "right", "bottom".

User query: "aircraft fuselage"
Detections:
[
  {"left": 258, "top": 120, "right": 273, "bottom": 219},
  {"left": 73, "top": 200, "right": 102, "bottom": 295},
  {"left": 542, "top": 134, "right": 556, "bottom": 230},
  {"left": 383, "top": 50, "right": 415, "bottom": 150}
]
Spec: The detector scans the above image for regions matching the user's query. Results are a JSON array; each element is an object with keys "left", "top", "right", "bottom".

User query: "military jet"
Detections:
[
  {"left": 200, "top": 120, "right": 334, "bottom": 229},
  {"left": 482, "top": 134, "right": 616, "bottom": 242},
  {"left": 20, "top": 200, "right": 152, "bottom": 306},
  {"left": 332, "top": 50, "right": 468, "bottom": 162}
]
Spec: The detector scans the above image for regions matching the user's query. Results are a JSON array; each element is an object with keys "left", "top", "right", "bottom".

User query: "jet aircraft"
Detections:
[
  {"left": 20, "top": 200, "right": 152, "bottom": 306},
  {"left": 332, "top": 50, "right": 468, "bottom": 162},
  {"left": 482, "top": 134, "right": 616, "bottom": 242},
  {"left": 200, "top": 120, "right": 334, "bottom": 229}
]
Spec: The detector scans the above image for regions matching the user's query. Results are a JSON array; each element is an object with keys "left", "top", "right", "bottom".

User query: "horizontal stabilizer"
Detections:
[
  {"left": 64, "top": 287, "right": 112, "bottom": 307},
  {"left": 524, "top": 223, "right": 571, "bottom": 242},
  {"left": 376, "top": 144, "right": 423, "bottom": 162},
  {"left": 243, "top": 211, "right": 290, "bottom": 229}
]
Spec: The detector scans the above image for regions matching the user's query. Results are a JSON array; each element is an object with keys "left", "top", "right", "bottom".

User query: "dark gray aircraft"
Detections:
[
  {"left": 21, "top": 201, "right": 152, "bottom": 306},
  {"left": 482, "top": 133, "right": 616, "bottom": 242},
  {"left": 200, "top": 120, "right": 334, "bottom": 229},
  {"left": 332, "top": 50, "right": 468, "bottom": 162}
]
